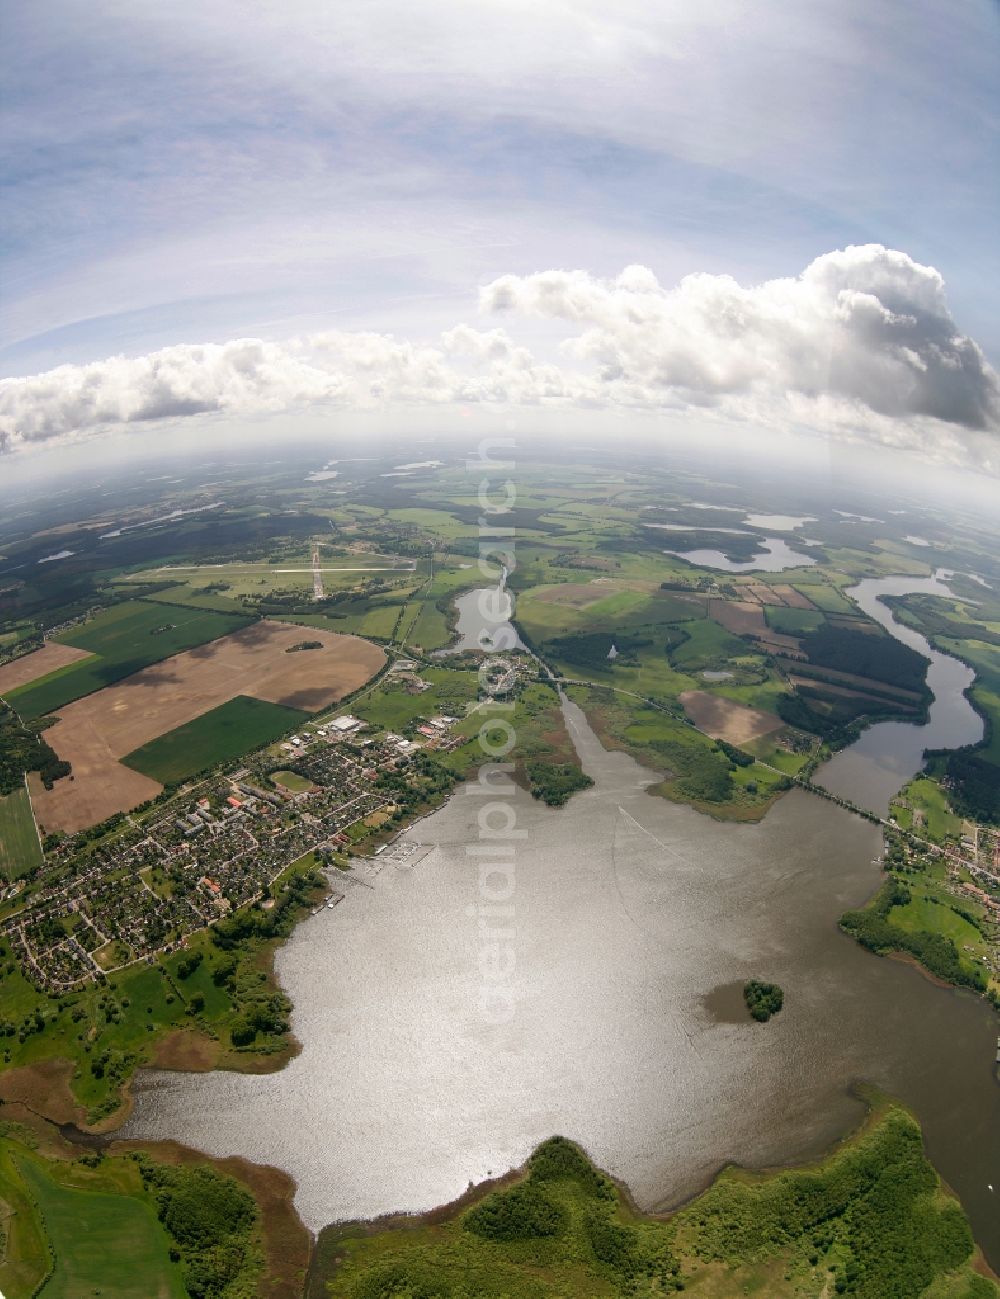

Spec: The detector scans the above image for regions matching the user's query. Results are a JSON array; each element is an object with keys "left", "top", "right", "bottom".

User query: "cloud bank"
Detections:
[{"left": 2, "top": 245, "right": 997, "bottom": 470}]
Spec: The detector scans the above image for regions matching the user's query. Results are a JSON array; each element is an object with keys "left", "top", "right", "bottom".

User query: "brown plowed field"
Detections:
[
  {"left": 707, "top": 599, "right": 765, "bottom": 635},
  {"left": 0, "top": 642, "right": 93, "bottom": 696},
  {"left": 771, "top": 584, "right": 815, "bottom": 609},
  {"left": 680, "top": 689, "right": 785, "bottom": 745},
  {"left": 29, "top": 621, "right": 385, "bottom": 835}
]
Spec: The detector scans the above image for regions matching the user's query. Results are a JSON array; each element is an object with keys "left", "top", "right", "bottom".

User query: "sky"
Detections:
[{"left": 1, "top": 1, "right": 998, "bottom": 471}]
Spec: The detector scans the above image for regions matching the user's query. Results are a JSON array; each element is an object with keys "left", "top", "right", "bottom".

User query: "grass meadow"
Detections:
[
  {"left": 0, "top": 782, "right": 42, "bottom": 879},
  {"left": 19, "top": 1155, "right": 186, "bottom": 1299}
]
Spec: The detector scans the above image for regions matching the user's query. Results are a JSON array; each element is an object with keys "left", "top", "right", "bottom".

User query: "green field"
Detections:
[
  {"left": 284, "top": 598, "right": 404, "bottom": 640},
  {"left": 122, "top": 695, "right": 310, "bottom": 783},
  {"left": 20, "top": 1155, "right": 186, "bottom": 1299},
  {"left": 890, "top": 885, "right": 987, "bottom": 952},
  {"left": 272, "top": 768, "right": 314, "bottom": 793},
  {"left": 764, "top": 605, "right": 826, "bottom": 634},
  {"left": 790, "top": 581, "right": 856, "bottom": 613},
  {"left": 5, "top": 601, "right": 252, "bottom": 719},
  {"left": 0, "top": 1131, "right": 50, "bottom": 1296},
  {"left": 0, "top": 782, "right": 42, "bottom": 879},
  {"left": 893, "top": 774, "right": 963, "bottom": 840}
]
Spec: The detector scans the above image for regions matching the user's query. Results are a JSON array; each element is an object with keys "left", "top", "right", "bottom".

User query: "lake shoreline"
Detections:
[
  {"left": 306, "top": 1089, "right": 999, "bottom": 1295},
  {"left": 93, "top": 574, "right": 1000, "bottom": 1268}
]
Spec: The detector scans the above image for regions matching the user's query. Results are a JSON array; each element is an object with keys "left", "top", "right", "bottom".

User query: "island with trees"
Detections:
[{"left": 743, "top": 979, "right": 784, "bottom": 1021}]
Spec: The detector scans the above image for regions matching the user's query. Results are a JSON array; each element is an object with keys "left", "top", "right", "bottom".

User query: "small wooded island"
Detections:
[{"left": 744, "top": 979, "right": 784, "bottom": 1021}]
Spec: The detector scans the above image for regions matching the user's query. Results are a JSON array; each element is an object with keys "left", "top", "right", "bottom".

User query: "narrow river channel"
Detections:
[
  {"left": 122, "top": 578, "right": 1000, "bottom": 1265},
  {"left": 816, "top": 571, "right": 983, "bottom": 813}
]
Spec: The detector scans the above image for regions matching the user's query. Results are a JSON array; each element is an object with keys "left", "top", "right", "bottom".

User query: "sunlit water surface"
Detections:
[{"left": 124, "top": 690, "right": 1000, "bottom": 1259}]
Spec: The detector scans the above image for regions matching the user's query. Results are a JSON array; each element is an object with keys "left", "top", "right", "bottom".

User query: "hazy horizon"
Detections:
[{"left": 1, "top": 3, "right": 998, "bottom": 475}]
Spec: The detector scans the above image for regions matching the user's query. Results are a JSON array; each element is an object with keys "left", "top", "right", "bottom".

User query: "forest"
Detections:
[
  {"left": 137, "top": 1157, "right": 261, "bottom": 1298},
  {"left": 743, "top": 979, "right": 784, "bottom": 1021},
  {"left": 940, "top": 747, "right": 1000, "bottom": 824},
  {"left": 0, "top": 702, "right": 71, "bottom": 794},
  {"left": 799, "top": 624, "right": 929, "bottom": 693}
]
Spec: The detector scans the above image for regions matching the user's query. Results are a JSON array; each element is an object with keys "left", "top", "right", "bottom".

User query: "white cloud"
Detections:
[
  {"left": 1, "top": 245, "right": 997, "bottom": 471},
  {"left": 481, "top": 245, "right": 1000, "bottom": 431}
]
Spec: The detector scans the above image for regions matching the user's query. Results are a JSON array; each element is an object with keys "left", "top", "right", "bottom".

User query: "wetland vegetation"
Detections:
[{"left": 310, "top": 1102, "right": 996, "bottom": 1299}]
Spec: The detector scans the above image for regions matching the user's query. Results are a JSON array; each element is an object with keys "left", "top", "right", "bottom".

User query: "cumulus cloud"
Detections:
[
  {"left": 481, "top": 245, "right": 1000, "bottom": 433},
  {"left": 1, "top": 245, "right": 997, "bottom": 470}
]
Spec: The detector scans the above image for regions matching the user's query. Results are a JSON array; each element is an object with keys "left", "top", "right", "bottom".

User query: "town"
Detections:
[{"left": 1, "top": 706, "right": 466, "bottom": 993}]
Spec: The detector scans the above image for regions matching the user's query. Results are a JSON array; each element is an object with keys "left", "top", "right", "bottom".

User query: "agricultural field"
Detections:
[
  {"left": 3, "top": 601, "right": 252, "bottom": 719},
  {"left": 764, "top": 605, "right": 826, "bottom": 634},
  {"left": 0, "top": 782, "right": 42, "bottom": 879},
  {"left": 787, "top": 581, "right": 856, "bottom": 613},
  {"left": 282, "top": 601, "right": 398, "bottom": 640},
  {"left": 679, "top": 689, "right": 784, "bottom": 745},
  {"left": 0, "top": 641, "right": 93, "bottom": 697},
  {"left": 123, "top": 696, "right": 311, "bottom": 784},
  {"left": 27, "top": 621, "right": 385, "bottom": 834}
]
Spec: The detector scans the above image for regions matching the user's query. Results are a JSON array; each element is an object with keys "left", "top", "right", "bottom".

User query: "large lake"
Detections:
[
  {"left": 662, "top": 536, "right": 817, "bottom": 572},
  {"left": 123, "top": 629, "right": 1000, "bottom": 1262}
]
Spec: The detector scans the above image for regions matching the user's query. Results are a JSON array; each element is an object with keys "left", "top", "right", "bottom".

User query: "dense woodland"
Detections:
[
  {"left": 0, "top": 702, "right": 70, "bottom": 794},
  {"left": 525, "top": 760, "right": 594, "bottom": 806},
  {"left": 743, "top": 979, "right": 784, "bottom": 1021},
  {"left": 544, "top": 631, "right": 651, "bottom": 672},
  {"left": 940, "top": 747, "right": 1000, "bottom": 823},
  {"left": 138, "top": 1158, "right": 260, "bottom": 1298},
  {"left": 798, "top": 624, "right": 930, "bottom": 693}
]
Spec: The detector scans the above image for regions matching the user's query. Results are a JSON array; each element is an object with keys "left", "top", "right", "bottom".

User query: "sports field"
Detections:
[
  {"left": 0, "top": 783, "right": 43, "bottom": 879},
  {"left": 5, "top": 601, "right": 252, "bottom": 719},
  {"left": 20, "top": 1157, "right": 186, "bottom": 1299},
  {"left": 29, "top": 620, "right": 385, "bottom": 833},
  {"left": 123, "top": 696, "right": 310, "bottom": 783}
]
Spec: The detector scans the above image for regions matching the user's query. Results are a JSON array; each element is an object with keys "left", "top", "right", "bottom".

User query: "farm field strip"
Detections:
[
  {"left": 123, "top": 696, "right": 312, "bottom": 784},
  {"left": 0, "top": 781, "right": 43, "bottom": 879},
  {"left": 0, "top": 641, "right": 94, "bottom": 697},
  {"left": 773, "top": 657, "right": 925, "bottom": 700}
]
